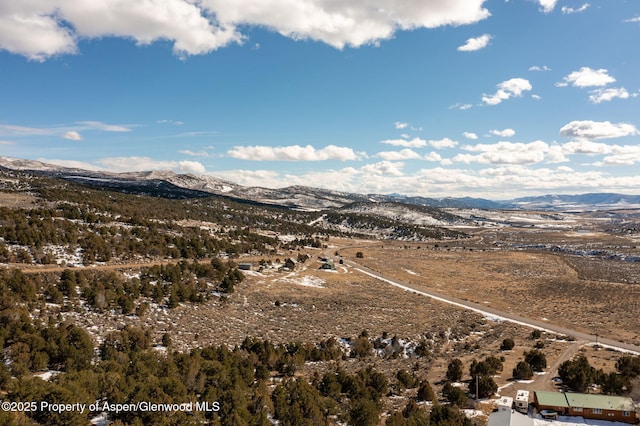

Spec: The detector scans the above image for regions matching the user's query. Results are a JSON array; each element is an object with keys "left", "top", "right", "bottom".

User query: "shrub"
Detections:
[{"left": 500, "top": 338, "right": 515, "bottom": 351}]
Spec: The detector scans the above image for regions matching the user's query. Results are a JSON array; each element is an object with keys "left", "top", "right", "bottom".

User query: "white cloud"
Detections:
[
  {"left": 482, "top": 78, "right": 532, "bottom": 105},
  {"left": 395, "top": 121, "right": 409, "bottom": 129},
  {"left": 205, "top": 0, "right": 491, "bottom": 49},
  {"left": 556, "top": 67, "right": 615, "bottom": 88},
  {"left": 360, "top": 161, "right": 405, "bottom": 176},
  {"left": 424, "top": 152, "right": 442, "bottom": 162},
  {"left": 588, "top": 87, "right": 631, "bottom": 104},
  {"left": 625, "top": 17, "right": 640, "bottom": 23},
  {"left": 538, "top": 0, "right": 558, "bottom": 13},
  {"left": 376, "top": 149, "right": 421, "bottom": 161},
  {"left": 179, "top": 149, "right": 211, "bottom": 157},
  {"left": 98, "top": 157, "right": 206, "bottom": 174},
  {"left": 158, "top": 119, "right": 184, "bottom": 126},
  {"left": 531, "top": 94, "right": 542, "bottom": 100},
  {"left": 463, "top": 132, "right": 478, "bottom": 140},
  {"left": 0, "top": 124, "right": 53, "bottom": 136},
  {"left": 227, "top": 144, "right": 360, "bottom": 161},
  {"left": 77, "top": 121, "right": 132, "bottom": 132},
  {"left": 62, "top": 131, "right": 83, "bottom": 141},
  {"left": 429, "top": 138, "right": 458, "bottom": 149},
  {"left": 562, "top": 140, "right": 612, "bottom": 155},
  {"left": 455, "top": 140, "right": 567, "bottom": 165},
  {"left": 0, "top": 11, "right": 77, "bottom": 61},
  {"left": 0, "top": 121, "right": 131, "bottom": 138},
  {"left": 457, "top": 33, "right": 492, "bottom": 52},
  {"left": 559, "top": 120, "right": 639, "bottom": 140},
  {"left": 490, "top": 128, "right": 516, "bottom": 138},
  {"left": 600, "top": 152, "right": 640, "bottom": 166},
  {"left": 381, "top": 137, "right": 428, "bottom": 148},
  {"left": 36, "top": 159, "right": 103, "bottom": 171},
  {"left": 450, "top": 103, "right": 473, "bottom": 110},
  {"left": 213, "top": 162, "right": 640, "bottom": 199},
  {"left": 0, "top": 140, "right": 15, "bottom": 145},
  {"left": 562, "top": 141, "right": 640, "bottom": 165},
  {"left": 0, "top": 0, "right": 491, "bottom": 60},
  {"left": 529, "top": 65, "right": 551, "bottom": 72},
  {"left": 562, "top": 4, "right": 590, "bottom": 14}
]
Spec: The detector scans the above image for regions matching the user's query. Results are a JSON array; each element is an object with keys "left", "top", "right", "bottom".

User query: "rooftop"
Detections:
[
  {"left": 535, "top": 391, "right": 569, "bottom": 408},
  {"left": 563, "top": 393, "right": 635, "bottom": 411}
]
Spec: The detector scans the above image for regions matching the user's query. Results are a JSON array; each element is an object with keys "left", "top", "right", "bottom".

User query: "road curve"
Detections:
[{"left": 344, "top": 258, "right": 640, "bottom": 355}]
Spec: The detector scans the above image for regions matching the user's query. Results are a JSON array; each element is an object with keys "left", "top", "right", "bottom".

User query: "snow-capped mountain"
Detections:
[{"left": 2, "top": 156, "right": 639, "bottom": 212}]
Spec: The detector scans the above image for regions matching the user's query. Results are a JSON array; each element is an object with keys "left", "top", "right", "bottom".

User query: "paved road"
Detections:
[{"left": 344, "top": 258, "right": 640, "bottom": 355}]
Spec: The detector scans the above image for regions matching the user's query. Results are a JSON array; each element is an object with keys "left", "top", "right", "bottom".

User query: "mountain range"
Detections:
[{"left": 2, "top": 156, "right": 640, "bottom": 212}]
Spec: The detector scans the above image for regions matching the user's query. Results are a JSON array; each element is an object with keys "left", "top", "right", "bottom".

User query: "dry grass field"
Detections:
[{"left": 339, "top": 238, "right": 640, "bottom": 347}]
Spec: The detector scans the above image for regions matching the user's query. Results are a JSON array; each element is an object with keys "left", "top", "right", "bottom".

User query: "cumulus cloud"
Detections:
[
  {"left": 556, "top": 67, "right": 615, "bottom": 88},
  {"left": 454, "top": 140, "right": 567, "bottom": 165},
  {"left": 490, "top": 128, "right": 516, "bottom": 138},
  {"left": 562, "top": 140, "right": 613, "bottom": 155},
  {"left": 205, "top": 0, "right": 491, "bottom": 49},
  {"left": 463, "top": 132, "right": 478, "bottom": 140},
  {"left": 98, "top": 156, "right": 206, "bottom": 173},
  {"left": 360, "top": 161, "right": 405, "bottom": 176},
  {"left": 424, "top": 152, "right": 442, "bottom": 162},
  {"left": 457, "top": 33, "right": 492, "bottom": 52},
  {"left": 559, "top": 120, "right": 639, "bottom": 140},
  {"left": 227, "top": 144, "right": 360, "bottom": 161},
  {"left": 538, "top": 0, "right": 558, "bottom": 13},
  {"left": 395, "top": 121, "right": 409, "bottom": 129},
  {"left": 562, "top": 141, "right": 640, "bottom": 165},
  {"left": 600, "top": 151, "right": 640, "bottom": 166},
  {"left": 62, "top": 131, "right": 83, "bottom": 141},
  {"left": 588, "top": 87, "right": 631, "bottom": 103},
  {"left": 0, "top": 0, "right": 491, "bottom": 60},
  {"left": 381, "top": 137, "right": 428, "bottom": 148},
  {"left": 562, "top": 4, "right": 590, "bottom": 14},
  {"left": 482, "top": 78, "right": 532, "bottom": 105},
  {"left": 429, "top": 138, "right": 458, "bottom": 149},
  {"left": 625, "top": 17, "right": 640, "bottom": 23},
  {"left": 375, "top": 149, "right": 421, "bottom": 161}
]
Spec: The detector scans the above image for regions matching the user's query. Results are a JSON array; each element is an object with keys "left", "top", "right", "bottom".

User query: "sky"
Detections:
[{"left": 1, "top": 0, "right": 639, "bottom": 199}]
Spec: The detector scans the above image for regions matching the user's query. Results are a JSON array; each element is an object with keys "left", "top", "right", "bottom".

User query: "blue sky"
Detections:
[{"left": 1, "top": 0, "right": 639, "bottom": 199}]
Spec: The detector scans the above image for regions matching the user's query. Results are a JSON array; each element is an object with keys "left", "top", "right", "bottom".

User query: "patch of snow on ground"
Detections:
[
  {"left": 463, "top": 409, "right": 485, "bottom": 418},
  {"left": 403, "top": 269, "right": 418, "bottom": 275},
  {"left": 277, "top": 274, "right": 325, "bottom": 288}
]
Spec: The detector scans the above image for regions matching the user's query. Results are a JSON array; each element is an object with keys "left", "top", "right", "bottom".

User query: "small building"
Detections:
[
  {"left": 533, "top": 391, "right": 569, "bottom": 416},
  {"left": 534, "top": 391, "right": 637, "bottom": 424},
  {"left": 564, "top": 393, "right": 636, "bottom": 423},
  {"left": 488, "top": 397, "right": 533, "bottom": 426},
  {"left": 515, "top": 390, "right": 530, "bottom": 414}
]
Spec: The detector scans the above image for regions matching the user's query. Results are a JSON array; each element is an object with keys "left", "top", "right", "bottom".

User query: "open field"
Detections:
[{"left": 338, "top": 235, "right": 640, "bottom": 347}]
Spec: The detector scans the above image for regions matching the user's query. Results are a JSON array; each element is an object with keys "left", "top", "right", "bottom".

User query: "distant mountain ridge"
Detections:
[{"left": 1, "top": 156, "right": 639, "bottom": 211}]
